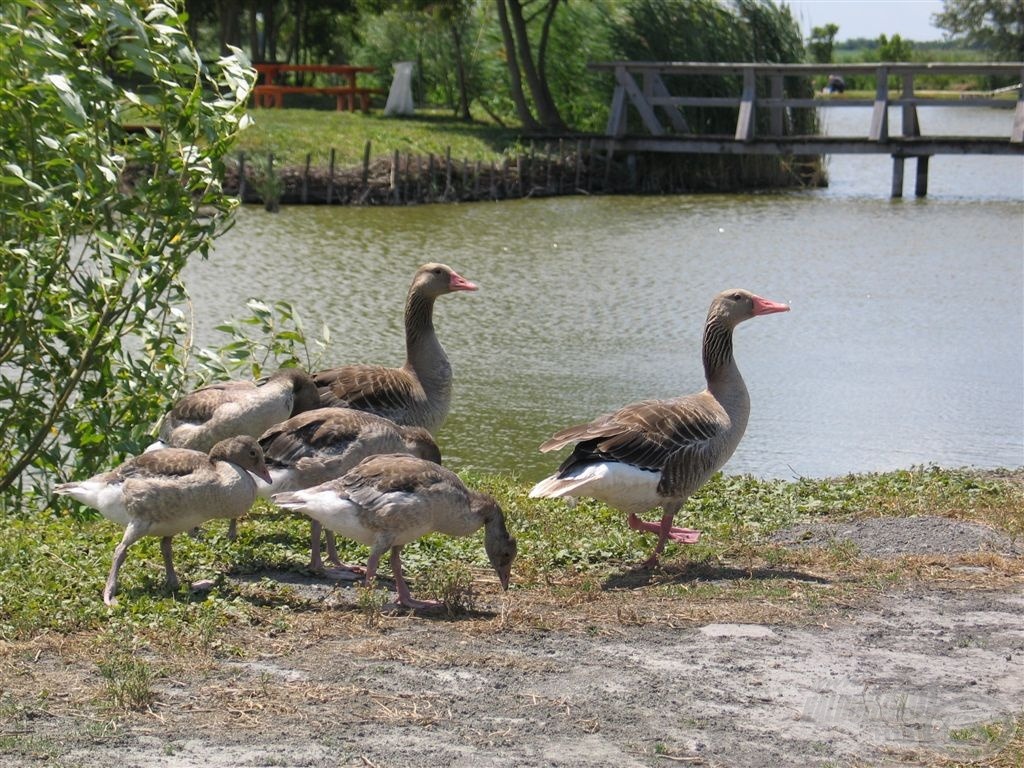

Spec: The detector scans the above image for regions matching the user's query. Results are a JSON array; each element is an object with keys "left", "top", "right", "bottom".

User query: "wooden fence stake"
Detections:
[
  {"left": 301, "top": 152, "right": 311, "bottom": 203},
  {"left": 327, "top": 148, "right": 336, "bottom": 204},
  {"left": 237, "top": 152, "right": 247, "bottom": 201}
]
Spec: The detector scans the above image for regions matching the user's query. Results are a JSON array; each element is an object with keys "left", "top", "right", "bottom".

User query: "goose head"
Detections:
[
  {"left": 210, "top": 435, "right": 272, "bottom": 484},
  {"left": 400, "top": 426, "right": 442, "bottom": 464},
  {"left": 709, "top": 289, "right": 790, "bottom": 327},
  {"left": 274, "top": 368, "right": 321, "bottom": 416},
  {"left": 474, "top": 493, "right": 517, "bottom": 591},
  {"left": 412, "top": 263, "right": 479, "bottom": 299}
]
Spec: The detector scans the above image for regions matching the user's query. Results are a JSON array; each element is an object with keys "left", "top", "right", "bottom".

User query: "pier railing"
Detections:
[{"left": 587, "top": 61, "right": 1024, "bottom": 196}]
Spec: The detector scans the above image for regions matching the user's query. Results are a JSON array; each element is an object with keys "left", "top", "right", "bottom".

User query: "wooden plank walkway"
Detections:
[{"left": 587, "top": 61, "right": 1024, "bottom": 197}]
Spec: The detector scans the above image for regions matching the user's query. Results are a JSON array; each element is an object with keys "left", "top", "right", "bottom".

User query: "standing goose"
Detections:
[
  {"left": 149, "top": 368, "right": 320, "bottom": 452},
  {"left": 54, "top": 436, "right": 271, "bottom": 605},
  {"left": 313, "top": 263, "right": 478, "bottom": 435},
  {"left": 272, "top": 454, "right": 517, "bottom": 610},
  {"left": 257, "top": 407, "right": 441, "bottom": 574},
  {"left": 530, "top": 289, "right": 789, "bottom": 567}
]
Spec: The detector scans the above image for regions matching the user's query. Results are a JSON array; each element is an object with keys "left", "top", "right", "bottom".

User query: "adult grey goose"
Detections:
[
  {"left": 54, "top": 436, "right": 272, "bottom": 605},
  {"left": 149, "top": 368, "right": 320, "bottom": 452},
  {"left": 530, "top": 289, "right": 790, "bottom": 567},
  {"left": 273, "top": 454, "right": 517, "bottom": 610},
  {"left": 313, "top": 263, "right": 478, "bottom": 435},
  {"left": 257, "top": 407, "right": 441, "bottom": 574}
]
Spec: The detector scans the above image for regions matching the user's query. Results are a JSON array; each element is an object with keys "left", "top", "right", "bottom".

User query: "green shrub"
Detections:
[{"left": 0, "top": 0, "right": 254, "bottom": 509}]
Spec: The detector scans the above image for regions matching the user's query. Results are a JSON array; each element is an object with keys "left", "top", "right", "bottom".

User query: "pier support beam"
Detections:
[
  {"left": 891, "top": 156, "right": 930, "bottom": 198},
  {"left": 915, "top": 156, "right": 930, "bottom": 197},
  {"left": 891, "top": 156, "right": 905, "bottom": 198}
]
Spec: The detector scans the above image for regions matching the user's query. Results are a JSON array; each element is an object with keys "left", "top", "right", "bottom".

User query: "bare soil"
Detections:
[{"left": 2, "top": 514, "right": 1023, "bottom": 768}]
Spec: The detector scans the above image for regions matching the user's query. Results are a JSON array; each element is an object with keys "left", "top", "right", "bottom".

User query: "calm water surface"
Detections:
[{"left": 187, "top": 106, "right": 1023, "bottom": 481}]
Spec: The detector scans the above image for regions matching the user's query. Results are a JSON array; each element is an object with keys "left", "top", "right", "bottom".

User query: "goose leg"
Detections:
[
  {"left": 363, "top": 548, "right": 382, "bottom": 588},
  {"left": 390, "top": 546, "right": 440, "bottom": 610},
  {"left": 309, "top": 520, "right": 363, "bottom": 580},
  {"left": 628, "top": 508, "right": 700, "bottom": 568},
  {"left": 226, "top": 517, "right": 238, "bottom": 541},
  {"left": 105, "top": 523, "right": 145, "bottom": 606},
  {"left": 160, "top": 536, "right": 180, "bottom": 592}
]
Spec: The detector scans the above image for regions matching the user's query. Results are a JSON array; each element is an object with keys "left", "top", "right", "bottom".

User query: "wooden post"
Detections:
[
  {"left": 301, "top": 152, "right": 311, "bottom": 203},
  {"left": 574, "top": 140, "right": 583, "bottom": 192},
  {"left": 900, "top": 73, "right": 920, "bottom": 138},
  {"left": 237, "top": 152, "right": 247, "bottom": 202},
  {"left": 735, "top": 67, "right": 756, "bottom": 141},
  {"left": 915, "top": 156, "right": 930, "bottom": 197},
  {"left": 391, "top": 149, "right": 400, "bottom": 203},
  {"left": 1013, "top": 66, "right": 1024, "bottom": 141},
  {"left": 870, "top": 66, "right": 890, "bottom": 141},
  {"left": 426, "top": 154, "right": 435, "bottom": 201},
  {"left": 891, "top": 156, "right": 905, "bottom": 198},
  {"left": 558, "top": 139, "right": 565, "bottom": 193},
  {"left": 327, "top": 148, "right": 336, "bottom": 204},
  {"left": 545, "top": 143, "right": 554, "bottom": 193},
  {"left": 588, "top": 139, "right": 596, "bottom": 193},
  {"left": 264, "top": 152, "right": 279, "bottom": 212},
  {"left": 361, "top": 140, "right": 372, "bottom": 185},
  {"left": 769, "top": 74, "right": 784, "bottom": 137},
  {"left": 445, "top": 147, "right": 453, "bottom": 199}
]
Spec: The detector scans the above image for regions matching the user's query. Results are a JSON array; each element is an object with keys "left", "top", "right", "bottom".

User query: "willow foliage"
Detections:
[
  {"left": 612, "top": 0, "right": 816, "bottom": 135},
  {"left": 0, "top": 0, "right": 253, "bottom": 509}
]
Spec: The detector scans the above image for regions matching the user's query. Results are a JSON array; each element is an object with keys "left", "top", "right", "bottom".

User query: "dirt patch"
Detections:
[
  {"left": 2, "top": 515, "right": 1023, "bottom": 768},
  {"left": 772, "top": 514, "right": 1022, "bottom": 558}
]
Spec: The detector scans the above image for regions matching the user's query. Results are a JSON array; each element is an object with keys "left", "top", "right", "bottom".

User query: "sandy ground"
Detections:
[{"left": 3, "top": 515, "right": 1023, "bottom": 768}]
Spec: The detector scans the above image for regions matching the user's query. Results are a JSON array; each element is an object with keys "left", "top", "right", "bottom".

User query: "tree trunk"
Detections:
[
  {"left": 506, "top": 0, "right": 566, "bottom": 132},
  {"left": 533, "top": 0, "right": 566, "bottom": 130},
  {"left": 496, "top": 0, "right": 541, "bottom": 130},
  {"left": 450, "top": 22, "right": 472, "bottom": 121},
  {"left": 218, "top": 0, "right": 242, "bottom": 55}
]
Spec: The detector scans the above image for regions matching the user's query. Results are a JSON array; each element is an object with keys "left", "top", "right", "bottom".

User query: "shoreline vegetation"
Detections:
[
  {"left": 228, "top": 87, "right": 1018, "bottom": 207},
  {"left": 5, "top": 466, "right": 1020, "bottom": 637}
]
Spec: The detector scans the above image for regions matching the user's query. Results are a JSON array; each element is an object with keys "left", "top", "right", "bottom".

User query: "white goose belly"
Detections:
[
  {"left": 294, "top": 491, "right": 434, "bottom": 548},
  {"left": 563, "top": 463, "right": 670, "bottom": 514}
]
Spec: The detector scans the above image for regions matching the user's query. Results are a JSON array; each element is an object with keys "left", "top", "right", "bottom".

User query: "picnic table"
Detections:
[{"left": 252, "top": 63, "right": 383, "bottom": 112}]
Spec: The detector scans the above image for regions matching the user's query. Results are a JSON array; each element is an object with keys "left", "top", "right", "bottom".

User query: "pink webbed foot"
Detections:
[
  {"left": 318, "top": 564, "right": 365, "bottom": 582},
  {"left": 665, "top": 526, "right": 701, "bottom": 544},
  {"left": 396, "top": 595, "right": 443, "bottom": 610},
  {"left": 627, "top": 513, "right": 701, "bottom": 543}
]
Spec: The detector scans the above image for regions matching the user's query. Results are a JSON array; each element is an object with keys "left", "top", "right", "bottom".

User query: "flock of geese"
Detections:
[{"left": 55, "top": 262, "right": 790, "bottom": 608}]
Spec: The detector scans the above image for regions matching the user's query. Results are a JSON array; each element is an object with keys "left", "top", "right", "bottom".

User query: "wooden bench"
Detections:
[{"left": 251, "top": 64, "right": 383, "bottom": 112}]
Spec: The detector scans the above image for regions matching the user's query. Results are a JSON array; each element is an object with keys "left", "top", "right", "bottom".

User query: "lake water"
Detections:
[{"left": 187, "top": 105, "right": 1023, "bottom": 482}]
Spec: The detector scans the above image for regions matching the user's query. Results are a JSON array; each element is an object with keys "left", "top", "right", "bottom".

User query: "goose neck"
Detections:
[
  {"left": 702, "top": 315, "right": 735, "bottom": 383},
  {"left": 404, "top": 290, "right": 445, "bottom": 370}
]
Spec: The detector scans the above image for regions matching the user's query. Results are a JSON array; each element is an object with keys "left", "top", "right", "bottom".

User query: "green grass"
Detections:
[
  {"left": 234, "top": 107, "right": 523, "bottom": 169},
  {"left": 4, "top": 465, "right": 1020, "bottom": 642}
]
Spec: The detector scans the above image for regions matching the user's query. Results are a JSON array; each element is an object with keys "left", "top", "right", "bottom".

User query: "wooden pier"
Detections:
[{"left": 588, "top": 61, "right": 1024, "bottom": 197}]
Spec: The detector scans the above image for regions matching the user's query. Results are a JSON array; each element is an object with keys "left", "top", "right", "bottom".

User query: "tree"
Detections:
[
  {"left": 496, "top": 0, "right": 567, "bottom": 132},
  {"left": 934, "top": 0, "right": 1024, "bottom": 60},
  {"left": 878, "top": 33, "right": 914, "bottom": 61},
  {"left": 0, "top": 0, "right": 253, "bottom": 508},
  {"left": 807, "top": 23, "right": 839, "bottom": 63}
]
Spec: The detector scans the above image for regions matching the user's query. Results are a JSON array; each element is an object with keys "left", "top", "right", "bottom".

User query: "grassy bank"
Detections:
[
  {"left": 234, "top": 108, "right": 522, "bottom": 169},
  {"left": 2, "top": 466, "right": 1022, "bottom": 765},
  {"left": 3, "top": 466, "right": 1020, "bottom": 640}
]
